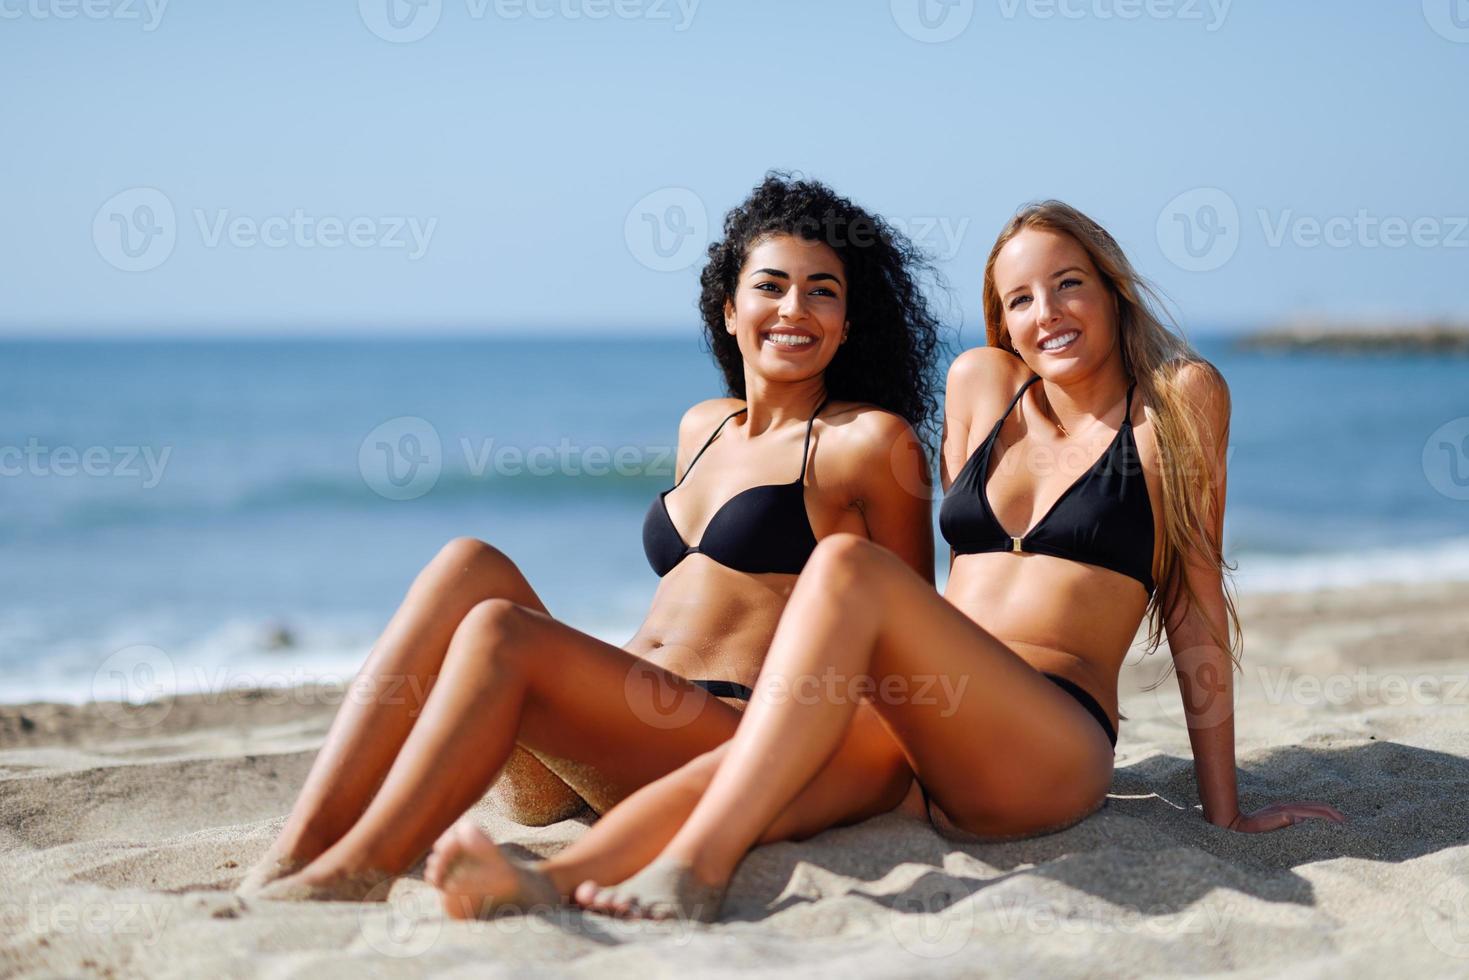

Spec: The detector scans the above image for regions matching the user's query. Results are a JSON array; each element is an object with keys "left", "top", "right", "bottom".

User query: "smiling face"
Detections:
[
  {"left": 725, "top": 234, "right": 849, "bottom": 385},
  {"left": 992, "top": 228, "right": 1121, "bottom": 382}
]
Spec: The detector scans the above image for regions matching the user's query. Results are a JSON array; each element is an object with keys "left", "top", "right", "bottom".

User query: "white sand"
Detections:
[{"left": 3, "top": 582, "right": 1467, "bottom": 978}]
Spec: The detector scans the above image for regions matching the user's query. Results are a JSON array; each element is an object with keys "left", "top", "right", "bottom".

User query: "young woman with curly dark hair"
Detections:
[
  {"left": 240, "top": 173, "right": 946, "bottom": 902},
  {"left": 422, "top": 200, "right": 1344, "bottom": 924}
]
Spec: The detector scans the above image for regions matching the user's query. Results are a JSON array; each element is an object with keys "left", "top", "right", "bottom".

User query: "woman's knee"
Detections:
[
  {"left": 638, "top": 748, "right": 724, "bottom": 810},
  {"left": 433, "top": 536, "right": 511, "bottom": 578},
  {"left": 807, "top": 533, "right": 885, "bottom": 587},
  {"left": 451, "top": 597, "right": 539, "bottom": 670}
]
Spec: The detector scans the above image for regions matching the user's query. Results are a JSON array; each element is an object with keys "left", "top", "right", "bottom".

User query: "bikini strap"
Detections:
[
  {"left": 994, "top": 375, "right": 1041, "bottom": 432},
  {"left": 673, "top": 406, "right": 748, "bottom": 488},
  {"left": 797, "top": 397, "right": 830, "bottom": 482},
  {"left": 1123, "top": 381, "right": 1137, "bottom": 425}
]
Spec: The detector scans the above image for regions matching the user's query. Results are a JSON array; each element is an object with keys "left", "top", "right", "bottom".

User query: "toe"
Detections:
[
  {"left": 426, "top": 842, "right": 461, "bottom": 887},
  {"left": 572, "top": 881, "right": 599, "bottom": 907},
  {"left": 428, "top": 849, "right": 455, "bottom": 888},
  {"left": 592, "top": 888, "right": 623, "bottom": 916},
  {"left": 432, "top": 822, "right": 459, "bottom": 852},
  {"left": 456, "top": 820, "right": 497, "bottom": 857},
  {"left": 442, "top": 891, "right": 478, "bottom": 921}
]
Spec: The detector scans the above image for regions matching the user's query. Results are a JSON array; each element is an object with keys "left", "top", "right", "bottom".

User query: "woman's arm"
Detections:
[
  {"left": 938, "top": 348, "right": 1023, "bottom": 576},
  {"left": 1162, "top": 364, "right": 1344, "bottom": 832},
  {"left": 841, "top": 410, "right": 935, "bottom": 583},
  {"left": 940, "top": 353, "right": 974, "bottom": 576}
]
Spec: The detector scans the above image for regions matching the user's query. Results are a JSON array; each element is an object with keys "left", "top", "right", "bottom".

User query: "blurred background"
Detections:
[{"left": 1, "top": 1, "right": 1465, "bottom": 702}]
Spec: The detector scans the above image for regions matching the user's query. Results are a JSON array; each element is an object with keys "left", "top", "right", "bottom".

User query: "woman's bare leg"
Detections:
[
  {"left": 256, "top": 598, "right": 749, "bottom": 899},
  {"left": 241, "top": 537, "right": 580, "bottom": 889},
  {"left": 424, "top": 705, "right": 911, "bottom": 919},
  {"left": 576, "top": 534, "right": 1116, "bottom": 918}
]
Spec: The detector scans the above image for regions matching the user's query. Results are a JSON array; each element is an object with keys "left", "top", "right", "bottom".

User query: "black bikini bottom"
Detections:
[
  {"left": 690, "top": 677, "right": 1114, "bottom": 748},
  {"left": 691, "top": 679, "right": 754, "bottom": 701},
  {"left": 1043, "top": 673, "right": 1118, "bottom": 748}
]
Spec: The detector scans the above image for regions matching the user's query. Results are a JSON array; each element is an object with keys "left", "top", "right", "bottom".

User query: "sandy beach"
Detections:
[{"left": 3, "top": 581, "right": 1467, "bottom": 978}]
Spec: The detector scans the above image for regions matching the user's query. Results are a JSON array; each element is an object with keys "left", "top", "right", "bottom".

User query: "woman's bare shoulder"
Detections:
[
  {"left": 812, "top": 401, "right": 929, "bottom": 502},
  {"left": 1161, "top": 359, "right": 1230, "bottom": 431},
  {"left": 817, "top": 400, "right": 916, "bottom": 444},
  {"left": 814, "top": 401, "right": 925, "bottom": 477},
  {"left": 947, "top": 346, "right": 1030, "bottom": 426},
  {"left": 948, "top": 346, "right": 1027, "bottom": 394},
  {"left": 677, "top": 397, "right": 745, "bottom": 436}
]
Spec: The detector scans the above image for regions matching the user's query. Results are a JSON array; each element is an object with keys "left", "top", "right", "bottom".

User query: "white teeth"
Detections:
[
  {"left": 766, "top": 333, "right": 814, "bottom": 346},
  {"left": 1041, "top": 331, "right": 1079, "bottom": 351}
]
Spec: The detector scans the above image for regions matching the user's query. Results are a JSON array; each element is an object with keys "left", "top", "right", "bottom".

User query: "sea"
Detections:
[{"left": 2, "top": 336, "right": 1466, "bottom": 704}]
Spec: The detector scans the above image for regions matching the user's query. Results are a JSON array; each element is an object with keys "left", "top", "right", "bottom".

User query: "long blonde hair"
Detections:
[{"left": 981, "top": 200, "right": 1241, "bottom": 663}]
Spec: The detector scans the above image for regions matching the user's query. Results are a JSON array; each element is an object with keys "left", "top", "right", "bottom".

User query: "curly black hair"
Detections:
[{"left": 698, "top": 172, "right": 947, "bottom": 456}]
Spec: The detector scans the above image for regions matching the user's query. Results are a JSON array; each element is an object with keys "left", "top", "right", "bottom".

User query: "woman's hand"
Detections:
[{"left": 1218, "top": 802, "right": 1346, "bottom": 832}]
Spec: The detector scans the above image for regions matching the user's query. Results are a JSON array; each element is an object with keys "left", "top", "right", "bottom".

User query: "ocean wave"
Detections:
[
  {"left": 0, "top": 612, "right": 642, "bottom": 705},
  {"left": 0, "top": 467, "right": 669, "bottom": 537},
  {"left": 1233, "top": 536, "right": 1469, "bottom": 593}
]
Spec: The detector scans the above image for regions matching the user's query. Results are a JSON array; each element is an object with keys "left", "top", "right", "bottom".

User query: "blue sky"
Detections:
[{"left": 2, "top": 0, "right": 1465, "bottom": 339}]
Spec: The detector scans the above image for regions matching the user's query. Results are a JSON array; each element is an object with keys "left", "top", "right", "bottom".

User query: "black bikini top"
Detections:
[
  {"left": 940, "top": 376, "right": 1155, "bottom": 594},
  {"left": 643, "top": 400, "right": 826, "bottom": 577}
]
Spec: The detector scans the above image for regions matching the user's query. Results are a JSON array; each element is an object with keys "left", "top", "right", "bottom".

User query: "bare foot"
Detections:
[
  {"left": 235, "top": 851, "right": 307, "bottom": 897},
  {"left": 573, "top": 857, "right": 726, "bottom": 923},
  {"left": 236, "top": 824, "right": 339, "bottom": 897},
  {"left": 427, "top": 818, "right": 561, "bottom": 920},
  {"left": 253, "top": 863, "right": 394, "bottom": 903}
]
